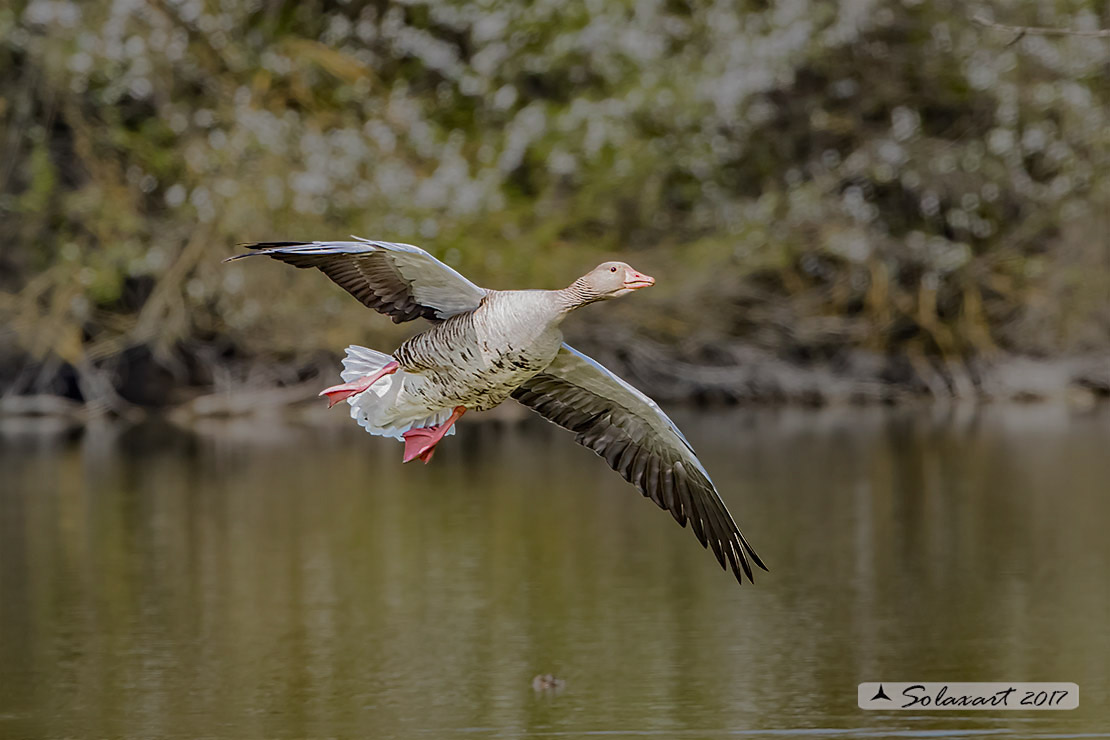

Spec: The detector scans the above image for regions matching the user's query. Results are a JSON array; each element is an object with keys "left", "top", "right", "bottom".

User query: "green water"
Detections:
[{"left": 1, "top": 405, "right": 1108, "bottom": 739}]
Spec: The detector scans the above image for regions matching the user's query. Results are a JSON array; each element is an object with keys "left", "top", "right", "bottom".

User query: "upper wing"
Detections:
[
  {"left": 511, "top": 344, "right": 767, "bottom": 585},
  {"left": 226, "top": 237, "right": 487, "bottom": 323}
]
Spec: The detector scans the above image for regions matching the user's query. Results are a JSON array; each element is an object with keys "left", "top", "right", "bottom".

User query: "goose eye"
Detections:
[{"left": 609, "top": 266, "right": 617, "bottom": 272}]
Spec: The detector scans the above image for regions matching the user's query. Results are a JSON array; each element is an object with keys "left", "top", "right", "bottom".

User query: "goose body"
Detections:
[
  {"left": 228, "top": 237, "right": 767, "bottom": 585},
  {"left": 393, "top": 290, "right": 567, "bottom": 412}
]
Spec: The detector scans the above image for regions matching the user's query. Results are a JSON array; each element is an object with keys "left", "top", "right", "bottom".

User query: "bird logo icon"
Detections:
[{"left": 871, "top": 684, "right": 892, "bottom": 701}]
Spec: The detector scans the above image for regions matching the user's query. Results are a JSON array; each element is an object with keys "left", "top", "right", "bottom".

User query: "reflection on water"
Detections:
[{"left": 1, "top": 405, "right": 1109, "bottom": 739}]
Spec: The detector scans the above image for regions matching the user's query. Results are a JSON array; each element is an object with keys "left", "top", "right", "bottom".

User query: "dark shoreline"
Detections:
[{"left": 3, "top": 346, "right": 1107, "bottom": 427}]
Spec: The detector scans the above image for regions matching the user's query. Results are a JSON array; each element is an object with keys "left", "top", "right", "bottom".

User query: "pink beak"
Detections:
[{"left": 625, "top": 270, "right": 655, "bottom": 289}]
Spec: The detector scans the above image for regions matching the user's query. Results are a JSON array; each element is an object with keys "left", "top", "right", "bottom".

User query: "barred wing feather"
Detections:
[
  {"left": 511, "top": 344, "right": 767, "bottom": 584},
  {"left": 226, "top": 237, "right": 486, "bottom": 323}
]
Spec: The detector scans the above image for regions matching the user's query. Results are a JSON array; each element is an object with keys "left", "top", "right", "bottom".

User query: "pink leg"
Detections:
[
  {"left": 319, "top": 361, "right": 399, "bottom": 408},
  {"left": 402, "top": 406, "right": 466, "bottom": 464}
]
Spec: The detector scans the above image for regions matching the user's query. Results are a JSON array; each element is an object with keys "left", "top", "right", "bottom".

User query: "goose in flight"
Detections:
[{"left": 227, "top": 237, "right": 766, "bottom": 584}]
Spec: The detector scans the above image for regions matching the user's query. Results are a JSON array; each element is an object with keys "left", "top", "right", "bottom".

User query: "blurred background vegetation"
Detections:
[{"left": 1, "top": 0, "right": 1108, "bottom": 414}]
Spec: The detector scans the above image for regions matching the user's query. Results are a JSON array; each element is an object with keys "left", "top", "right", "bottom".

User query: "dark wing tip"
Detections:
[
  {"left": 737, "top": 542, "right": 755, "bottom": 583},
  {"left": 240, "top": 241, "right": 311, "bottom": 249},
  {"left": 725, "top": 524, "right": 766, "bottom": 584},
  {"left": 639, "top": 454, "right": 764, "bottom": 586},
  {"left": 746, "top": 539, "right": 769, "bottom": 573},
  {"left": 224, "top": 241, "right": 312, "bottom": 263}
]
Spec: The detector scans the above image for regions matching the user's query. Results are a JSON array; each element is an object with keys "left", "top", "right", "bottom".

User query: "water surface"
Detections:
[{"left": 1, "top": 405, "right": 1108, "bottom": 739}]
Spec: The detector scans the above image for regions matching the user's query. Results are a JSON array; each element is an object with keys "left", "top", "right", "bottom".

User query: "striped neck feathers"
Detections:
[{"left": 556, "top": 278, "right": 608, "bottom": 312}]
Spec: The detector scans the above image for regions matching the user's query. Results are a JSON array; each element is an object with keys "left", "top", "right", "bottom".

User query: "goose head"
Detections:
[{"left": 577, "top": 261, "right": 655, "bottom": 300}]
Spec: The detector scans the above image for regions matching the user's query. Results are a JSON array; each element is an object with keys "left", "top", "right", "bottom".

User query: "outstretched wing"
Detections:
[
  {"left": 512, "top": 344, "right": 767, "bottom": 584},
  {"left": 226, "top": 237, "right": 486, "bottom": 323}
]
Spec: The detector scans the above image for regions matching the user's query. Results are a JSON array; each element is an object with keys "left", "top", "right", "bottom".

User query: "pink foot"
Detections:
[
  {"left": 319, "top": 361, "right": 399, "bottom": 408},
  {"left": 403, "top": 428, "right": 440, "bottom": 464},
  {"left": 402, "top": 406, "right": 466, "bottom": 464}
]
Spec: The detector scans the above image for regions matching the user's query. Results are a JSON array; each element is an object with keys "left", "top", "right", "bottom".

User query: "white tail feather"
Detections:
[
  {"left": 340, "top": 345, "right": 457, "bottom": 441},
  {"left": 340, "top": 344, "right": 395, "bottom": 382}
]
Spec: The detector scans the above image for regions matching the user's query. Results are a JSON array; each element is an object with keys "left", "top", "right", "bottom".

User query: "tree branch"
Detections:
[{"left": 972, "top": 14, "right": 1110, "bottom": 38}]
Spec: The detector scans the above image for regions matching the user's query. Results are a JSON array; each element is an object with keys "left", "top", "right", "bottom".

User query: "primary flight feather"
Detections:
[{"left": 227, "top": 237, "right": 767, "bottom": 584}]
